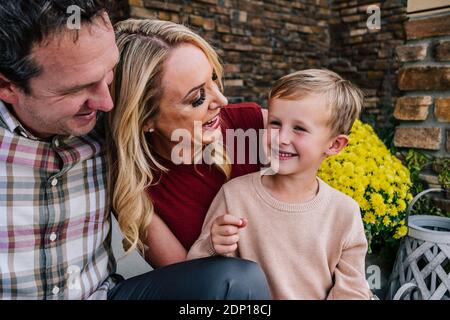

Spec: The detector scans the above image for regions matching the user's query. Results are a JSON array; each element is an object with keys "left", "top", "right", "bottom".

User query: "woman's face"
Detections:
[{"left": 148, "top": 43, "right": 228, "bottom": 160}]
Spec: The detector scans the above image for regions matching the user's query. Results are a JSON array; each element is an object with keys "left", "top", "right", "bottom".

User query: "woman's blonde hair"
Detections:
[{"left": 106, "top": 19, "right": 231, "bottom": 254}]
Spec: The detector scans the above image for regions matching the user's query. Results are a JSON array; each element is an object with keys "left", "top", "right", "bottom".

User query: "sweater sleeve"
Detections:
[
  {"left": 187, "top": 187, "right": 236, "bottom": 259},
  {"left": 327, "top": 205, "right": 371, "bottom": 300}
]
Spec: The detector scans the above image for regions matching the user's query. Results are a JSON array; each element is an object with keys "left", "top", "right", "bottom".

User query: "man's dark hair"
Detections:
[{"left": 0, "top": 0, "right": 109, "bottom": 94}]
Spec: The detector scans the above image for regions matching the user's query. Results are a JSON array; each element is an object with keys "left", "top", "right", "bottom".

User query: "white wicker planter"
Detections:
[{"left": 387, "top": 188, "right": 450, "bottom": 300}]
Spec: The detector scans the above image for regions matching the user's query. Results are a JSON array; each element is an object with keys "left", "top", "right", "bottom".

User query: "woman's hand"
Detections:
[{"left": 210, "top": 214, "right": 247, "bottom": 256}]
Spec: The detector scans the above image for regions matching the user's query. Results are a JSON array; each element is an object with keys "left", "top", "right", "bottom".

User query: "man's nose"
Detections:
[{"left": 86, "top": 81, "right": 114, "bottom": 112}]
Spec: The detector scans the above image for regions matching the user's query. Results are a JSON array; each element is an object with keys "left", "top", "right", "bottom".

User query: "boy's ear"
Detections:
[
  {"left": 325, "top": 134, "right": 349, "bottom": 156},
  {"left": 0, "top": 74, "right": 19, "bottom": 105}
]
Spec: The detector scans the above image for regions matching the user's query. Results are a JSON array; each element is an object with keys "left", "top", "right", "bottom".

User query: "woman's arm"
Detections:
[{"left": 144, "top": 213, "right": 187, "bottom": 269}]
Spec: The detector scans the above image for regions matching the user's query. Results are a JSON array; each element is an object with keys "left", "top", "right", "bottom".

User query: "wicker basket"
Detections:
[{"left": 386, "top": 188, "right": 450, "bottom": 300}]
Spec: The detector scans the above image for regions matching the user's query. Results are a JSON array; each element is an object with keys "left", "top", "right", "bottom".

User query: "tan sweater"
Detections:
[{"left": 187, "top": 172, "right": 370, "bottom": 300}]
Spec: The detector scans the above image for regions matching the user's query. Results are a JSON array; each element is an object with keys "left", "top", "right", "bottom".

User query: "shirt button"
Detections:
[
  {"left": 54, "top": 139, "right": 60, "bottom": 147},
  {"left": 52, "top": 286, "right": 60, "bottom": 295},
  {"left": 49, "top": 232, "right": 57, "bottom": 242},
  {"left": 51, "top": 178, "right": 58, "bottom": 187}
]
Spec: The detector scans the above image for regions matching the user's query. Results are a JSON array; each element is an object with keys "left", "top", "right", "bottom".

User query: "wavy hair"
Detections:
[{"left": 106, "top": 19, "right": 231, "bottom": 254}]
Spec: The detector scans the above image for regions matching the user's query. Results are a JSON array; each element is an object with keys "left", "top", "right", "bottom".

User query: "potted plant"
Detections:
[
  {"left": 438, "top": 165, "right": 449, "bottom": 199},
  {"left": 431, "top": 158, "right": 450, "bottom": 213},
  {"left": 432, "top": 158, "right": 449, "bottom": 175}
]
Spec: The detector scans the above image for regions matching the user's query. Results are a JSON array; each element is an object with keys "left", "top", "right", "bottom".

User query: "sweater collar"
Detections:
[{"left": 252, "top": 173, "right": 330, "bottom": 213}]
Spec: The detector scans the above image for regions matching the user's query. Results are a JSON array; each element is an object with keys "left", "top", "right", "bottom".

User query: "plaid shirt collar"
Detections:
[{"left": 0, "top": 100, "right": 41, "bottom": 140}]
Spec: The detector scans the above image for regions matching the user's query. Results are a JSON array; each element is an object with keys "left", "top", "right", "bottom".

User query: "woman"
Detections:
[{"left": 106, "top": 18, "right": 268, "bottom": 283}]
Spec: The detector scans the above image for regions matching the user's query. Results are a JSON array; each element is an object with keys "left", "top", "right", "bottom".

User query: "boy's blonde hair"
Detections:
[{"left": 269, "top": 69, "right": 364, "bottom": 135}]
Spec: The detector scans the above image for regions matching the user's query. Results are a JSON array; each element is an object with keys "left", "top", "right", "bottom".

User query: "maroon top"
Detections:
[{"left": 147, "top": 102, "right": 265, "bottom": 249}]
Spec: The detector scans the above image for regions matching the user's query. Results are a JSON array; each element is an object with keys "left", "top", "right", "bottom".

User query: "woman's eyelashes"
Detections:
[
  {"left": 192, "top": 88, "right": 206, "bottom": 108},
  {"left": 190, "top": 73, "right": 219, "bottom": 108}
]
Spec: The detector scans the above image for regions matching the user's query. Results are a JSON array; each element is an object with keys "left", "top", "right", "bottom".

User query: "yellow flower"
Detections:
[
  {"left": 370, "top": 193, "right": 384, "bottom": 207},
  {"left": 394, "top": 225, "right": 408, "bottom": 239},
  {"left": 318, "top": 120, "right": 413, "bottom": 250},
  {"left": 389, "top": 207, "right": 398, "bottom": 217},
  {"left": 397, "top": 199, "right": 407, "bottom": 212},
  {"left": 363, "top": 212, "right": 376, "bottom": 224}
]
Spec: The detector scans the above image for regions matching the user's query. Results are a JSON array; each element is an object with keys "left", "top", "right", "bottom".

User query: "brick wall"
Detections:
[
  {"left": 329, "top": 0, "right": 407, "bottom": 127},
  {"left": 393, "top": 12, "right": 450, "bottom": 156},
  {"left": 122, "top": 1, "right": 412, "bottom": 127},
  {"left": 126, "top": 0, "right": 332, "bottom": 106}
]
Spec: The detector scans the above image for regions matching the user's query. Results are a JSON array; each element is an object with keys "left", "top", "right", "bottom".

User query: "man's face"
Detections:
[{"left": 10, "top": 15, "right": 119, "bottom": 138}]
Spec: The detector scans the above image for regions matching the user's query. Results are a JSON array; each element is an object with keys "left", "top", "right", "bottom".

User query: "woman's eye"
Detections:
[{"left": 192, "top": 88, "right": 206, "bottom": 108}]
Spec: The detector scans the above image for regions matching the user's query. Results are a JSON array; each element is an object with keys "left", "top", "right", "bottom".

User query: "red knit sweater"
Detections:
[{"left": 147, "top": 102, "right": 265, "bottom": 249}]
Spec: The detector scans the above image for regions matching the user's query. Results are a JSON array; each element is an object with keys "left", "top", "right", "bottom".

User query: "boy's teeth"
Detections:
[{"left": 279, "top": 152, "right": 296, "bottom": 157}]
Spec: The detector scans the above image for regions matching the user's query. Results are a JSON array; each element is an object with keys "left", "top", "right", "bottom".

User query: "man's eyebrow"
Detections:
[
  {"left": 182, "top": 83, "right": 205, "bottom": 101},
  {"left": 58, "top": 81, "right": 98, "bottom": 94},
  {"left": 58, "top": 57, "right": 119, "bottom": 95}
]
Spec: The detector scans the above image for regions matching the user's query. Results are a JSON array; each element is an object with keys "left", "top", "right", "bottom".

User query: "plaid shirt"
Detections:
[{"left": 0, "top": 101, "right": 116, "bottom": 300}]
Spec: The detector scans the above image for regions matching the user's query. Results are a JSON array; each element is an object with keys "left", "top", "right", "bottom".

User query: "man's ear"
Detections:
[
  {"left": 0, "top": 74, "right": 19, "bottom": 105},
  {"left": 325, "top": 134, "right": 349, "bottom": 156}
]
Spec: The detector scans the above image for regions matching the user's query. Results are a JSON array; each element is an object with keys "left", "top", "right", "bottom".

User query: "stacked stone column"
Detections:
[{"left": 394, "top": 13, "right": 450, "bottom": 156}]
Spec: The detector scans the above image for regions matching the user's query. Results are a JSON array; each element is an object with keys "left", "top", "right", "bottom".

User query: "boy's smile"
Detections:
[{"left": 276, "top": 150, "right": 299, "bottom": 160}]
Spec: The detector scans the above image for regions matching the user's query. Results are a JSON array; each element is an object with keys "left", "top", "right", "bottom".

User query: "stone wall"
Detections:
[
  {"left": 394, "top": 12, "right": 450, "bottom": 156},
  {"left": 329, "top": 0, "right": 407, "bottom": 127},
  {"left": 127, "top": 0, "right": 332, "bottom": 106},
  {"left": 123, "top": 0, "right": 411, "bottom": 125}
]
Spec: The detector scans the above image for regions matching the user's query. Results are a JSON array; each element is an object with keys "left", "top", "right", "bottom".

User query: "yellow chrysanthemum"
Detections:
[
  {"left": 394, "top": 226, "right": 408, "bottom": 239},
  {"left": 318, "top": 120, "right": 413, "bottom": 250}
]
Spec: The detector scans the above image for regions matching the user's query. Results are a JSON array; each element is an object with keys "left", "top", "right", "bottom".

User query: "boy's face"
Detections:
[{"left": 267, "top": 94, "right": 340, "bottom": 177}]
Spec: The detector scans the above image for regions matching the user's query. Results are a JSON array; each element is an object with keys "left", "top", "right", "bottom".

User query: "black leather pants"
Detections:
[{"left": 107, "top": 256, "right": 271, "bottom": 300}]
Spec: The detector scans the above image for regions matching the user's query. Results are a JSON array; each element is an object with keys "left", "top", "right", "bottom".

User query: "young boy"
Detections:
[{"left": 187, "top": 69, "right": 371, "bottom": 300}]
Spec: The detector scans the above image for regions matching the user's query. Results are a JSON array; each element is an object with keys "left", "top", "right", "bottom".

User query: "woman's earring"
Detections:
[{"left": 148, "top": 128, "right": 155, "bottom": 133}]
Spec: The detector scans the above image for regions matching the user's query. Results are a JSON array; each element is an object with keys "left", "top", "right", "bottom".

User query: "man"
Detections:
[{"left": 0, "top": 0, "right": 270, "bottom": 300}]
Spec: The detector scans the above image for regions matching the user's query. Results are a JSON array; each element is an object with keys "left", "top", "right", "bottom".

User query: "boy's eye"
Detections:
[
  {"left": 269, "top": 120, "right": 281, "bottom": 127},
  {"left": 192, "top": 88, "right": 206, "bottom": 108},
  {"left": 294, "top": 126, "right": 306, "bottom": 132}
]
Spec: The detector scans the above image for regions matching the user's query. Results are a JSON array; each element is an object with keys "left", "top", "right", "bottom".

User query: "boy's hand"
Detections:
[{"left": 211, "top": 214, "right": 247, "bottom": 256}]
